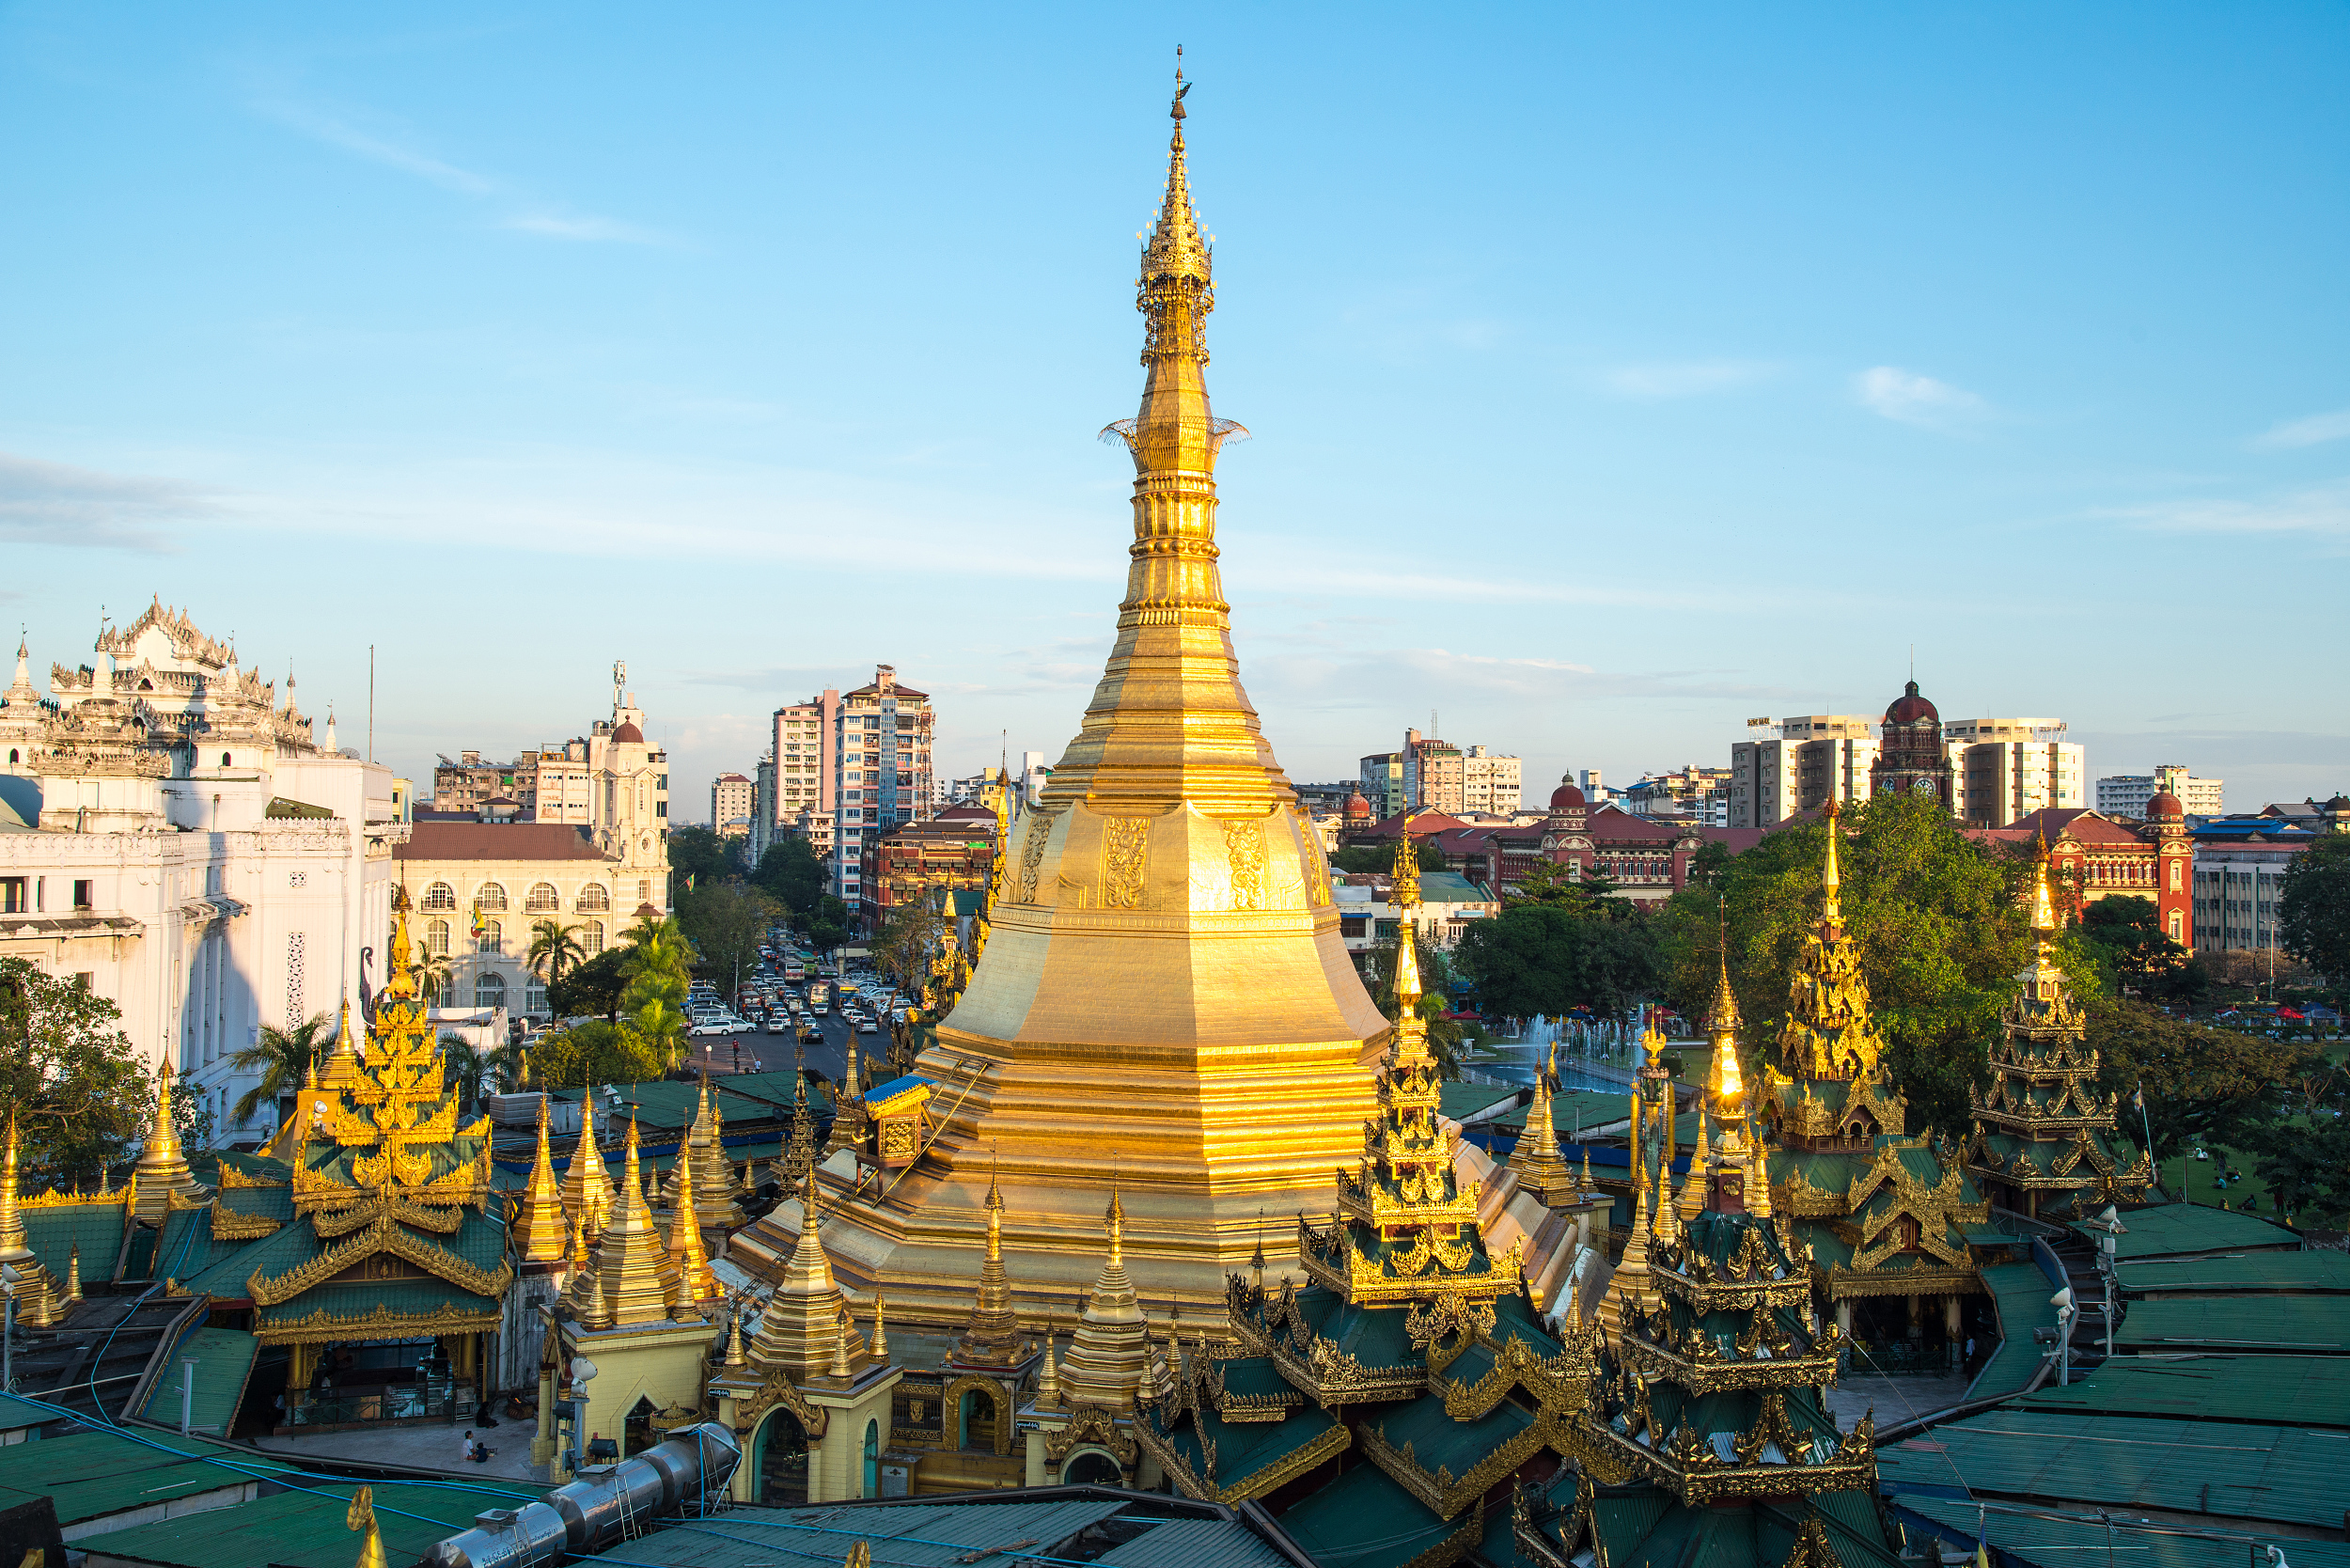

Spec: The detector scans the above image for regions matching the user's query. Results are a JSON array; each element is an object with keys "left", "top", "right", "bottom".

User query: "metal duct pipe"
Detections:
[{"left": 426, "top": 1421, "right": 742, "bottom": 1568}]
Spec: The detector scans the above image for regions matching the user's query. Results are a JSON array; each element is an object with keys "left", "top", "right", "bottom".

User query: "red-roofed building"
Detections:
[{"left": 1965, "top": 800, "right": 2193, "bottom": 948}]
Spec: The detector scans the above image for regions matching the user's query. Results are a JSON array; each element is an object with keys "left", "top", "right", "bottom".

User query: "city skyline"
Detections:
[{"left": 5, "top": 6, "right": 2344, "bottom": 810}]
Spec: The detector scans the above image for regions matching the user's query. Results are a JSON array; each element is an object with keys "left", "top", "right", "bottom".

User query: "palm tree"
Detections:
[
  {"left": 528, "top": 917, "right": 587, "bottom": 994},
  {"left": 443, "top": 1032, "right": 492, "bottom": 1114},
  {"left": 227, "top": 1011, "right": 333, "bottom": 1129},
  {"left": 414, "top": 947, "right": 454, "bottom": 1006}
]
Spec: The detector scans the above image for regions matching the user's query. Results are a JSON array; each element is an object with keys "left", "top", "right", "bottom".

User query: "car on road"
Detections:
[
  {"left": 689, "top": 1020, "right": 735, "bottom": 1037},
  {"left": 765, "top": 1016, "right": 789, "bottom": 1034},
  {"left": 857, "top": 1017, "right": 879, "bottom": 1034},
  {"left": 797, "top": 1024, "right": 823, "bottom": 1043}
]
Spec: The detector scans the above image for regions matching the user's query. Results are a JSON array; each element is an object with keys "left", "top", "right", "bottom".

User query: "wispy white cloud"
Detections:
[
  {"left": 1600, "top": 360, "right": 1776, "bottom": 400},
  {"left": 2105, "top": 479, "right": 2350, "bottom": 541},
  {"left": 250, "top": 94, "right": 667, "bottom": 245},
  {"left": 0, "top": 452, "right": 209, "bottom": 551},
  {"left": 2251, "top": 407, "right": 2350, "bottom": 450},
  {"left": 1854, "top": 366, "right": 1988, "bottom": 430}
]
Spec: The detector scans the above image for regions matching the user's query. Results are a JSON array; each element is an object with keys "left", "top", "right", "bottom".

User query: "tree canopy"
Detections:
[
  {"left": 1332, "top": 841, "right": 1445, "bottom": 875},
  {"left": 548, "top": 946, "right": 632, "bottom": 1022},
  {"left": 1455, "top": 902, "right": 1665, "bottom": 1022},
  {"left": 0, "top": 958, "right": 154, "bottom": 1189},
  {"left": 2088, "top": 997, "right": 2310, "bottom": 1163},
  {"left": 2280, "top": 834, "right": 2350, "bottom": 987},
  {"left": 528, "top": 1019, "right": 666, "bottom": 1090},
  {"left": 752, "top": 838, "right": 829, "bottom": 919},
  {"left": 677, "top": 882, "right": 772, "bottom": 991},
  {"left": 666, "top": 824, "right": 743, "bottom": 895}
]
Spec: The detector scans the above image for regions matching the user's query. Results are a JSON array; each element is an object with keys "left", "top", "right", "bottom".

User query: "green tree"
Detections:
[
  {"left": 2242, "top": 1105, "right": 2350, "bottom": 1221},
  {"left": 2280, "top": 835, "right": 2350, "bottom": 986},
  {"left": 1504, "top": 859, "right": 1601, "bottom": 910},
  {"left": 2077, "top": 896, "right": 2193, "bottom": 998},
  {"left": 528, "top": 1020, "right": 666, "bottom": 1090},
  {"left": 526, "top": 918, "right": 588, "bottom": 995},
  {"left": 1655, "top": 794, "right": 2038, "bottom": 1138},
  {"left": 414, "top": 945, "right": 454, "bottom": 1006},
  {"left": 807, "top": 896, "right": 850, "bottom": 955},
  {"left": 548, "top": 947, "right": 632, "bottom": 1022},
  {"left": 1455, "top": 903, "right": 1665, "bottom": 1022},
  {"left": 1332, "top": 841, "right": 1445, "bottom": 875},
  {"left": 751, "top": 838, "right": 828, "bottom": 919},
  {"left": 666, "top": 824, "right": 743, "bottom": 895},
  {"left": 442, "top": 1032, "right": 494, "bottom": 1114},
  {"left": 0, "top": 958, "right": 154, "bottom": 1188},
  {"left": 227, "top": 1011, "right": 333, "bottom": 1129},
  {"left": 871, "top": 896, "right": 945, "bottom": 994},
  {"left": 2088, "top": 998, "right": 2309, "bottom": 1165},
  {"left": 677, "top": 883, "right": 773, "bottom": 996}
]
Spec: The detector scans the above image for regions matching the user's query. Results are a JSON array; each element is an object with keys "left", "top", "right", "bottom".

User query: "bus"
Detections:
[
  {"left": 807, "top": 980, "right": 831, "bottom": 1015},
  {"left": 783, "top": 960, "right": 805, "bottom": 985}
]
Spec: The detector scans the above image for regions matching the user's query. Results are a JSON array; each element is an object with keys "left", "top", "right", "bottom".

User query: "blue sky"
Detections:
[{"left": 5, "top": 4, "right": 2345, "bottom": 819}]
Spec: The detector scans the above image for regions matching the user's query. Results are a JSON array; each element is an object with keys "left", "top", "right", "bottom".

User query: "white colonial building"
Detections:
[{"left": 0, "top": 601, "right": 401, "bottom": 1148}]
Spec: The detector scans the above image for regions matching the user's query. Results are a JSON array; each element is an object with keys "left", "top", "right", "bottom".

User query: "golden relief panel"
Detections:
[
  {"left": 1101, "top": 816, "right": 1152, "bottom": 909},
  {"left": 1016, "top": 811, "right": 1054, "bottom": 904},
  {"left": 1224, "top": 817, "right": 1266, "bottom": 911}
]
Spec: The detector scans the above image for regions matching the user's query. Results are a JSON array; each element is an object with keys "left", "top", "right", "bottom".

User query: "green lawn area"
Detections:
[{"left": 2158, "top": 1146, "right": 2280, "bottom": 1218}]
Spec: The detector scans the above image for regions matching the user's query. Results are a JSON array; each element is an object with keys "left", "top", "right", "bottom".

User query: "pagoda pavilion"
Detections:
[{"left": 1965, "top": 839, "right": 2154, "bottom": 1218}]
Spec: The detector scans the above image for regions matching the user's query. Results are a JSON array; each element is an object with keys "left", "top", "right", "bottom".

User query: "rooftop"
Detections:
[{"left": 392, "top": 821, "right": 616, "bottom": 863}]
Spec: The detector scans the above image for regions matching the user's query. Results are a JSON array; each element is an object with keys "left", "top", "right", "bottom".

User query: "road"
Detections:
[{"left": 682, "top": 1008, "right": 878, "bottom": 1090}]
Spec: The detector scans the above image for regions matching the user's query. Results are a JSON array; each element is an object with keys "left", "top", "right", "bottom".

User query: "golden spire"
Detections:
[
  {"left": 1037, "top": 1325, "right": 1062, "bottom": 1407},
  {"left": 871, "top": 1293, "right": 889, "bottom": 1362},
  {"left": 588, "top": 1119, "right": 674, "bottom": 1328},
  {"left": 384, "top": 885, "right": 417, "bottom": 1000},
  {"left": 723, "top": 1304, "right": 748, "bottom": 1368},
  {"left": 1390, "top": 829, "right": 1422, "bottom": 912},
  {"left": 662, "top": 1133, "right": 715, "bottom": 1318},
  {"left": 1706, "top": 921, "right": 1742, "bottom": 1045},
  {"left": 131, "top": 1058, "right": 203, "bottom": 1224},
  {"left": 954, "top": 1152, "right": 1021, "bottom": 1364},
  {"left": 2029, "top": 831, "right": 2060, "bottom": 948},
  {"left": 1821, "top": 796, "right": 1844, "bottom": 930},
  {"left": 0, "top": 1113, "right": 26, "bottom": 1255},
  {"left": 1061, "top": 1169, "right": 1148, "bottom": 1410},
  {"left": 826, "top": 1305, "right": 854, "bottom": 1381},
  {"left": 0, "top": 1116, "right": 56, "bottom": 1325},
  {"left": 321, "top": 994, "right": 360, "bottom": 1088},
  {"left": 514, "top": 1098, "right": 568, "bottom": 1265},
  {"left": 752, "top": 1168, "right": 863, "bottom": 1380},
  {"left": 560, "top": 1092, "right": 614, "bottom": 1237},
  {"left": 1675, "top": 1095, "right": 1709, "bottom": 1226}
]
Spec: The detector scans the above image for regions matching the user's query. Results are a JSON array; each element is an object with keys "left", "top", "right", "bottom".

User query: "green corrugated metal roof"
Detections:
[
  {"left": 2014, "top": 1356, "right": 2350, "bottom": 1428},
  {"left": 1968, "top": 1262, "right": 2062, "bottom": 1401},
  {"left": 68, "top": 1473, "right": 540, "bottom": 1568},
  {"left": 2115, "top": 1295, "right": 2349, "bottom": 1353},
  {"left": 1896, "top": 1490, "right": 2350, "bottom": 1568},
  {"left": 20, "top": 1199, "right": 127, "bottom": 1286},
  {"left": 1880, "top": 1412, "right": 2350, "bottom": 1529},
  {"left": 2082, "top": 1202, "right": 2299, "bottom": 1261},
  {"left": 1437, "top": 1082, "right": 1522, "bottom": 1122},
  {"left": 0, "top": 1391, "right": 55, "bottom": 1433},
  {"left": 136, "top": 1326, "right": 259, "bottom": 1436},
  {"left": 572, "top": 1499, "right": 1132, "bottom": 1567},
  {"left": 1094, "top": 1515, "right": 1294, "bottom": 1568},
  {"left": 2116, "top": 1249, "right": 2350, "bottom": 1294},
  {"left": 0, "top": 1430, "right": 293, "bottom": 1527}
]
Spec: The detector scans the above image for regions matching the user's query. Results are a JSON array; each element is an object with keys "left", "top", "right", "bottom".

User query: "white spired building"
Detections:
[{"left": 0, "top": 601, "right": 402, "bottom": 1148}]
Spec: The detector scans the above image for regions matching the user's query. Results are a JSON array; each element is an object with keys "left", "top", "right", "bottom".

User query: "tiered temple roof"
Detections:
[{"left": 1965, "top": 839, "right": 2154, "bottom": 1219}]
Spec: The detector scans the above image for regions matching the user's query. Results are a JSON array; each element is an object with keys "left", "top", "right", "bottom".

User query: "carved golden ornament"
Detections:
[
  {"left": 20, "top": 1185, "right": 134, "bottom": 1210},
  {"left": 253, "top": 1299, "right": 500, "bottom": 1345},
  {"left": 214, "top": 1164, "right": 283, "bottom": 1191},
  {"left": 1136, "top": 1403, "right": 1348, "bottom": 1504},
  {"left": 1014, "top": 812, "right": 1054, "bottom": 904},
  {"left": 247, "top": 1211, "right": 513, "bottom": 1306},
  {"left": 1825, "top": 1262, "right": 1982, "bottom": 1299},
  {"left": 312, "top": 1191, "right": 465, "bottom": 1238},
  {"left": 1224, "top": 817, "right": 1266, "bottom": 911},
  {"left": 731, "top": 1372, "right": 831, "bottom": 1441},
  {"left": 1436, "top": 1328, "right": 1598, "bottom": 1420},
  {"left": 940, "top": 1372, "right": 1020, "bottom": 1455},
  {"left": 1360, "top": 1405, "right": 1592, "bottom": 1521},
  {"left": 1043, "top": 1402, "right": 1136, "bottom": 1466},
  {"left": 1101, "top": 816, "right": 1152, "bottom": 909},
  {"left": 212, "top": 1205, "right": 284, "bottom": 1240}
]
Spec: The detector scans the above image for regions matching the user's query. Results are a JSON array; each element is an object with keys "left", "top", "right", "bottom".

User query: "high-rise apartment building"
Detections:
[
  {"left": 1946, "top": 718, "right": 2084, "bottom": 828},
  {"left": 1401, "top": 729, "right": 1464, "bottom": 813},
  {"left": 711, "top": 773, "right": 754, "bottom": 838},
  {"left": 1460, "top": 745, "right": 1523, "bottom": 815},
  {"left": 1728, "top": 716, "right": 1878, "bottom": 828},
  {"left": 2097, "top": 765, "right": 2223, "bottom": 820},
  {"left": 1358, "top": 751, "right": 1404, "bottom": 819},
  {"left": 759, "top": 665, "right": 937, "bottom": 918}
]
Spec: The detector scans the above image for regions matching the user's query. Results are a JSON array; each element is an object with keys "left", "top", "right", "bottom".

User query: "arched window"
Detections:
[
  {"left": 582, "top": 920, "right": 605, "bottom": 956},
  {"left": 526, "top": 883, "right": 559, "bottom": 912},
  {"left": 862, "top": 1419, "right": 880, "bottom": 1500},
  {"left": 219, "top": 751, "right": 231, "bottom": 767},
  {"left": 2169, "top": 859, "right": 2183, "bottom": 892},
  {"left": 2168, "top": 910, "right": 2183, "bottom": 941},
  {"left": 1065, "top": 1450, "right": 1122, "bottom": 1486},
  {"left": 476, "top": 970, "right": 507, "bottom": 1009},
  {"left": 577, "top": 884, "right": 610, "bottom": 912},
  {"left": 477, "top": 882, "right": 508, "bottom": 912},
  {"left": 421, "top": 882, "right": 457, "bottom": 911},
  {"left": 425, "top": 918, "right": 450, "bottom": 956},
  {"left": 6, "top": 749, "right": 15, "bottom": 764},
  {"left": 478, "top": 919, "right": 503, "bottom": 955},
  {"left": 758, "top": 1410, "right": 809, "bottom": 1506},
  {"left": 958, "top": 1388, "right": 999, "bottom": 1451}
]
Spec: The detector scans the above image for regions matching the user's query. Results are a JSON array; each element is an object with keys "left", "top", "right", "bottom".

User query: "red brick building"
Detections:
[
  {"left": 1965, "top": 794, "right": 2193, "bottom": 947},
  {"left": 1349, "top": 778, "right": 1726, "bottom": 911}
]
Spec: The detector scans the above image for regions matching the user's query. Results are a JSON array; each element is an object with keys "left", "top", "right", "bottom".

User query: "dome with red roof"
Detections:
[
  {"left": 2145, "top": 791, "right": 2184, "bottom": 820},
  {"left": 1343, "top": 791, "right": 1371, "bottom": 822},
  {"left": 1884, "top": 680, "right": 1938, "bottom": 725},
  {"left": 1548, "top": 774, "right": 1587, "bottom": 813},
  {"left": 610, "top": 720, "right": 645, "bottom": 744}
]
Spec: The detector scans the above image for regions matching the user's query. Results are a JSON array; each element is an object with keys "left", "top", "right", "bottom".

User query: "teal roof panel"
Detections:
[
  {"left": 2014, "top": 1356, "right": 2350, "bottom": 1428},
  {"left": 2079, "top": 1203, "right": 2299, "bottom": 1261},
  {"left": 2114, "top": 1296, "right": 2349, "bottom": 1354}
]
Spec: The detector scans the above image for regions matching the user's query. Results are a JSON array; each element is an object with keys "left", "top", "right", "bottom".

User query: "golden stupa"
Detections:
[{"left": 801, "top": 74, "right": 1387, "bottom": 1321}]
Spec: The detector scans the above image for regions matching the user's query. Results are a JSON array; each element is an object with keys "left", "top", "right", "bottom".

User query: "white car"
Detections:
[
  {"left": 857, "top": 1017, "right": 880, "bottom": 1034},
  {"left": 689, "top": 1020, "right": 733, "bottom": 1037}
]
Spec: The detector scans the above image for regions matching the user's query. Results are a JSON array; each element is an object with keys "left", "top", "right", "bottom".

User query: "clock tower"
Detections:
[{"left": 1871, "top": 679, "right": 1953, "bottom": 811}]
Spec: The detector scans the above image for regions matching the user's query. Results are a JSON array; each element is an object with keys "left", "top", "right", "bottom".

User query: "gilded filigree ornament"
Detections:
[
  {"left": 1223, "top": 816, "right": 1266, "bottom": 910},
  {"left": 1100, "top": 816, "right": 1152, "bottom": 909}
]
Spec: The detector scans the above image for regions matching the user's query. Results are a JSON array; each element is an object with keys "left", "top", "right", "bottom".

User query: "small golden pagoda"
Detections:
[
  {"left": 129, "top": 1058, "right": 206, "bottom": 1224},
  {"left": 559, "top": 1090, "right": 615, "bottom": 1240},
  {"left": 0, "top": 1117, "right": 66, "bottom": 1326},
  {"left": 801, "top": 70, "right": 1386, "bottom": 1323},
  {"left": 1761, "top": 800, "right": 1987, "bottom": 1340},
  {"left": 512, "top": 1098, "right": 568, "bottom": 1269},
  {"left": 949, "top": 1157, "right": 1026, "bottom": 1369},
  {"left": 1966, "top": 839, "right": 2154, "bottom": 1218}
]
